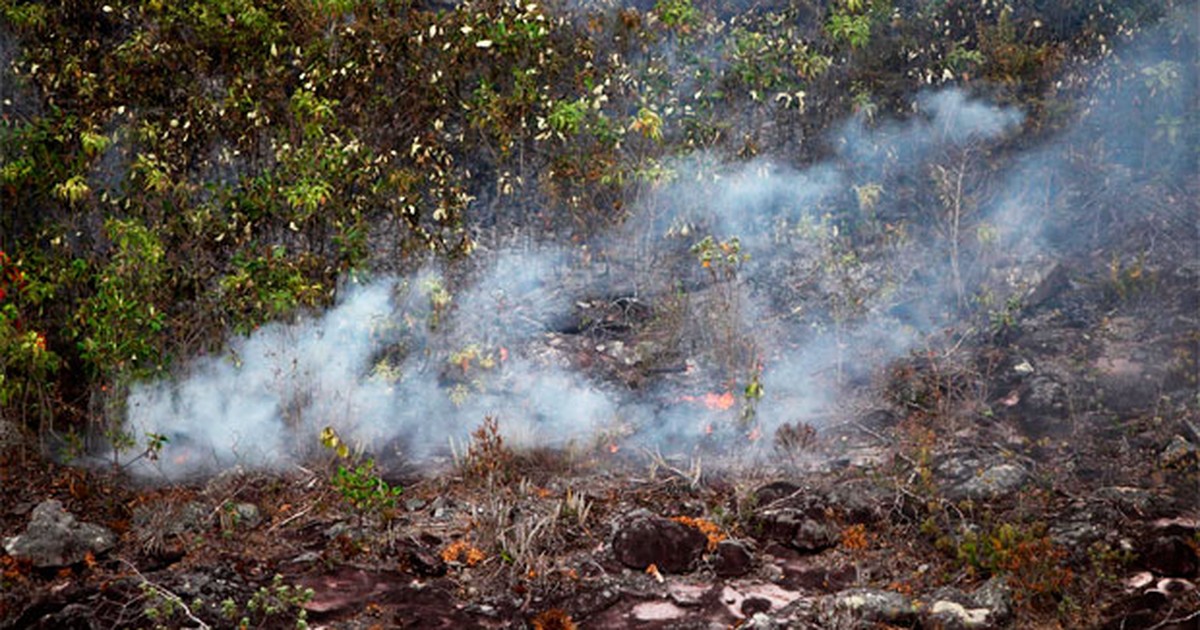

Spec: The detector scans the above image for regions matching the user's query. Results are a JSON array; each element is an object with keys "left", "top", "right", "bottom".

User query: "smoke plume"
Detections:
[{"left": 122, "top": 19, "right": 1195, "bottom": 480}]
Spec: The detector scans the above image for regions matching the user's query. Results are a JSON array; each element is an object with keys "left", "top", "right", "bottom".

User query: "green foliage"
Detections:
[
  {"left": 952, "top": 522, "right": 1074, "bottom": 606},
  {"left": 183, "top": 0, "right": 286, "bottom": 55},
  {"left": 986, "top": 293, "right": 1023, "bottom": 336},
  {"left": 946, "top": 46, "right": 986, "bottom": 76},
  {"left": 75, "top": 218, "right": 167, "bottom": 380},
  {"left": 655, "top": 0, "right": 698, "bottom": 33},
  {"left": 976, "top": 8, "right": 1063, "bottom": 85},
  {"left": 219, "top": 246, "right": 323, "bottom": 334},
  {"left": 320, "top": 426, "right": 403, "bottom": 521},
  {"left": 142, "top": 572, "right": 311, "bottom": 630},
  {"left": 331, "top": 458, "right": 403, "bottom": 517},
  {"left": 691, "top": 235, "right": 748, "bottom": 279},
  {"left": 727, "top": 25, "right": 829, "bottom": 96},
  {"left": 0, "top": 1, "right": 48, "bottom": 30},
  {"left": 826, "top": 11, "right": 871, "bottom": 49},
  {"left": 547, "top": 98, "right": 588, "bottom": 137},
  {"left": 0, "top": 252, "right": 58, "bottom": 423},
  {"left": 242, "top": 574, "right": 313, "bottom": 629},
  {"left": 0, "top": 0, "right": 1184, "bottom": 451}
]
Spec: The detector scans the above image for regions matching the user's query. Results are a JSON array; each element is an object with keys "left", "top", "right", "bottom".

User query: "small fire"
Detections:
[
  {"left": 678, "top": 391, "right": 736, "bottom": 411},
  {"left": 704, "top": 391, "right": 735, "bottom": 410},
  {"left": 608, "top": 443, "right": 620, "bottom": 454}
]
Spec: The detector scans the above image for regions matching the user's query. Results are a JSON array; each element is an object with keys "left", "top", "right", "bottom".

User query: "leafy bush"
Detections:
[
  {"left": 0, "top": 252, "right": 58, "bottom": 425},
  {"left": 75, "top": 218, "right": 167, "bottom": 381}
]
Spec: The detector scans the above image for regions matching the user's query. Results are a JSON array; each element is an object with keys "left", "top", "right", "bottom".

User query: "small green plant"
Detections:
[
  {"left": 655, "top": 0, "right": 698, "bottom": 33},
  {"left": 988, "top": 294, "right": 1023, "bottom": 337},
  {"left": 946, "top": 46, "right": 986, "bottom": 77},
  {"left": 140, "top": 581, "right": 203, "bottom": 630},
  {"left": 320, "top": 427, "right": 403, "bottom": 523},
  {"left": 547, "top": 98, "right": 588, "bottom": 138},
  {"left": 826, "top": 12, "right": 871, "bottom": 49},
  {"left": 244, "top": 574, "right": 314, "bottom": 629},
  {"left": 630, "top": 107, "right": 664, "bottom": 142},
  {"left": 211, "top": 574, "right": 314, "bottom": 630},
  {"left": 691, "top": 235, "right": 748, "bottom": 279},
  {"left": 953, "top": 522, "right": 1074, "bottom": 608}
]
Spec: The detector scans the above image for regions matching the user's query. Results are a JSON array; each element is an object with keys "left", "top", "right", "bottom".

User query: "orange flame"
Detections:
[{"left": 703, "top": 391, "right": 735, "bottom": 410}]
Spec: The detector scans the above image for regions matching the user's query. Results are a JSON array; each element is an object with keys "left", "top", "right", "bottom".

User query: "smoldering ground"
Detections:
[{"left": 120, "top": 19, "right": 1195, "bottom": 480}]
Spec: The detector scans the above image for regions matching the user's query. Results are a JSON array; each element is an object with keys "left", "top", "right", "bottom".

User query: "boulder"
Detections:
[
  {"left": 949, "top": 464, "right": 1027, "bottom": 501},
  {"left": 753, "top": 509, "right": 837, "bottom": 552},
  {"left": 4, "top": 499, "right": 116, "bottom": 568},
  {"left": 612, "top": 510, "right": 707, "bottom": 574},
  {"left": 713, "top": 539, "right": 754, "bottom": 578},
  {"left": 1139, "top": 535, "right": 1198, "bottom": 577}
]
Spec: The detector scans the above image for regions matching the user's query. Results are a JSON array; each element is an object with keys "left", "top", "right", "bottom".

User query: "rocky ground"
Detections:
[{"left": 1, "top": 249, "right": 1197, "bottom": 630}]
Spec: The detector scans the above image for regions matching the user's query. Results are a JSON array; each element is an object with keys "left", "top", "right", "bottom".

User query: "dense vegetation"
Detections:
[{"left": 0, "top": 0, "right": 1194, "bottom": 455}]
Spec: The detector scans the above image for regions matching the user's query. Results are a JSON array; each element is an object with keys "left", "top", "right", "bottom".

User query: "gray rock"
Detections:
[
  {"left": 824, "top": 479, "right": 889, "bottom": 523},
  {"left": 1095, "top": 486, "right": 1163, "bottom": 515},
  {"left": 926, "top": 599, "right": 994, "bottom": 629},
  {"left": 742, "top": 612, "right": 778, "bottom": 629},
  {"left": 3, "top": 499, "right": 116, "bottom": 567},
  {"left": 1049, "top": 503, "right": 1116, "bottom": 556},
  {"left": 830, "top": 588, "right": 916, "bottom": 624},
  {"left": 751, "top": 482, "right": 803, "bottom": 508},
  {"left": 289, "top": 551, "right": 321, "bottom": 564},
  {"left": 1022, "top": 375, "right": 1068, "bottom": 417},
  {"left": 793, "top": 519, "right": 837, "bottom": 552},
  {"left": 231, "top": 502, "right": 261, "bottom": 528},
  {"left": 921, "top": 578, "right": 1010, "bottom": 629},
  {"left": 951, "top": 464, "right": 1027, "bottom": 501},
  {"left": 973, "top": 578, "right": 1013, "bottom": 625}
]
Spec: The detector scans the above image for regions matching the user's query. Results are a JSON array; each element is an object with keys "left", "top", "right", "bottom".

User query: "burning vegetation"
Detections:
[{"left": 0, "top": 0, "right": 1197, "bottom": 628}]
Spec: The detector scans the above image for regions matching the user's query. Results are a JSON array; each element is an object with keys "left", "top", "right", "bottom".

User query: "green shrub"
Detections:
[
  {"left": 75, "top": 218, "right": 167, "bottom": 380},
  {"left": 0, "top": 251, "right": 59, "bottom": 426}
]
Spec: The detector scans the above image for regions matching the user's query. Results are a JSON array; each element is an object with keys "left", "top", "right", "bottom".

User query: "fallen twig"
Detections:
[
  {"left": 119, "top": 558, "right": 211, "bottom": 629},
  {"left": 266, "top": 502, "right": 315, "bottom": 534},
  {"left": 1146, "top": 606, "right": 1200, "bottom": 630}
]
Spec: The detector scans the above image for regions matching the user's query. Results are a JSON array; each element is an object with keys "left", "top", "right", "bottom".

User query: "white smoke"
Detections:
[{"left": 118, "top": 22, "right": 1194, "bottom": 480}]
